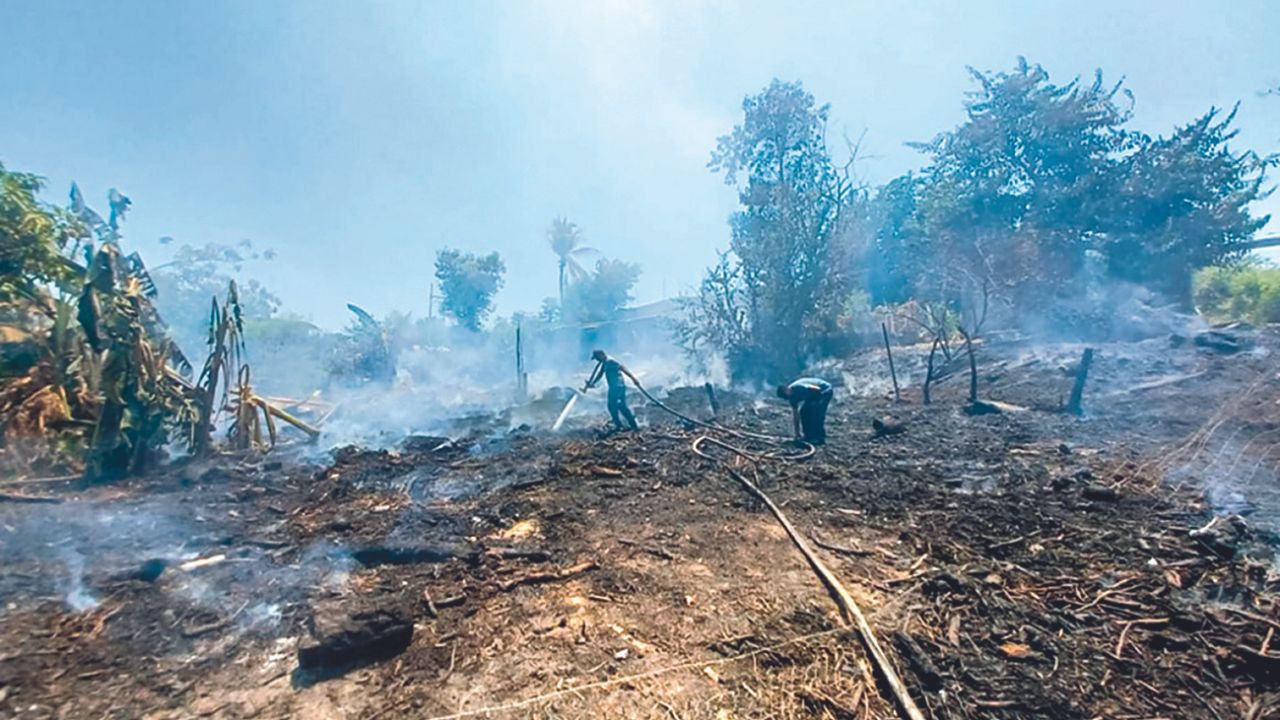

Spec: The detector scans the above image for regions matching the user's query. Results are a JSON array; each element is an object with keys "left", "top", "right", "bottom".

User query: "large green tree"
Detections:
[
  {"left": 1101, "top": 106, "right": 1272, "bottom": 305},
  {"left": 688, "top": 79, "right": 862, "bottom": 379},
  {"left": 563, "top": 258, "right": 641, "bottom": 323},
  {"left": 908, "top": 58, "right": 1134, "bottom": 312},
  {"left": 0, "top": 164, "right": 85, "bottom": 306},
  {"left": 882, "top": 59, "right": 1271, "bottom": 320},
  {"left": 434, "top": 248, "right": 505, "bottom": 331}
]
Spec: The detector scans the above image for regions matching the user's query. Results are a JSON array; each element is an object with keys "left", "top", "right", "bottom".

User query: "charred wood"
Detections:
[
  {"left": 297, "top": 604, "right": 414, "bottom": 674},
  {"left": 1066, "top": 348, "right": 1095, "bottom": 416}
]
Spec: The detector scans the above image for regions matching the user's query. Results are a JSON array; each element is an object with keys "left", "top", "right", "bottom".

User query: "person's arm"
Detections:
[
  {"left": 619, "top": 363, "right": 638, "bottom": 386},
  {"left": 585, "top": 362, "right": 603, "bottom": 390},
  {"left": 791, "top": 401, "right": 802, "bottom": 438}
]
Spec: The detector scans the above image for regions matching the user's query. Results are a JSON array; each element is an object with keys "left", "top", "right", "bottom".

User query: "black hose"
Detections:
[
  {"left": 692, "top": 434, "right": 816, "bottom": 463},
  {"left": 625, "top": 375, "right": 814, "bottom": 459}
]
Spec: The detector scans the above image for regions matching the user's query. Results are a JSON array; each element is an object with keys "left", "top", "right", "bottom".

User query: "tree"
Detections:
[
  {"left": 689, "top": 79, "right": 862, "bottom": 380},
  {"left": 328, "top": 303, "right": 393, "bottom": 387},
  {"left": 0, "top": 163, "right": 86, "bottom": 306},
  {"left": 150, "top": 240, "right": 280, "bottom": 356},
  {"left": 538, "top": 298, "right": 561, "bottom": 324},
  {"left": 1101, "top": 106, "right": 1272, "bottom": 306},
  {"left": 677, "top": 251, "right": 754, "bottom": 374},
  {"left": 1, "top": 171, "right": 199, "bottom": 478},
  {"left": 864, "top": 174, "right": 926, "bottom": 306},
  {"left": 547, "top": 217, "right": 597, "bottom": 306},
  {"left": 563, "top": 258, "right": 641, "bottom": 323},
  {"left": 434, "top": 248, "right": 505, "bottom": 331},
  {"left": 908, "top": 58, "right": 1135, "bottom": 312}
]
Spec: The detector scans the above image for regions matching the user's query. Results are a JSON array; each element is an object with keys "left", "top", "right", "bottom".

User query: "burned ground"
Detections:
[{"left": 1, "top": 331, "right": 1279, "bottom": 719}]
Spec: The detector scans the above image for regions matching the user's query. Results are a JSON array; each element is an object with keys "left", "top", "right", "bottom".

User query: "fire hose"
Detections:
[
  {"left": 628, "top": 377, "right": 927, "bottom": 720},
  {"left": 625, "top": 375, "right": 816, "bottom": 459}
]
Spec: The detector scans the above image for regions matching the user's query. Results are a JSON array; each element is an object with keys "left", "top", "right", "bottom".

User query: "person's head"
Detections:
[
  {"left": 591, "top": 349, "right": 607, "bottom": 363},
  {"left": 776, "top": 384, "right": 791, "bottom": 399}
]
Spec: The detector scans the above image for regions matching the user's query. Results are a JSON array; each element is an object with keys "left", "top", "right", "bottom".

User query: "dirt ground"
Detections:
[{"left": 1, "top": 329, "right": 1279, "bottom": 719}]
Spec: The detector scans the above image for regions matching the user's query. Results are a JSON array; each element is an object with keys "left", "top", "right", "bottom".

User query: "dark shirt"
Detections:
[
  {"left": 787, "top": 377, "right": 831, "bottom": 406},
  {"left": 598, "top": 359, "right": 625, "bottom": 389}
]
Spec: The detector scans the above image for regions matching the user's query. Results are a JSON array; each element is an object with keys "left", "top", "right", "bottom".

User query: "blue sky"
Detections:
[{"left": 4, "top": 0, "right": 1278, "bottom": 328}]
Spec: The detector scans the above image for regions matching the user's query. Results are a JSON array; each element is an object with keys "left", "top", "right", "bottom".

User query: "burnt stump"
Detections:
[{"left": 297, "top": 602, "right": 413, "bottom": 673}]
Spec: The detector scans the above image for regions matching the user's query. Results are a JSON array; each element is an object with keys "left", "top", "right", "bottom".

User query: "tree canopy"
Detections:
[
  {"left": 868, "top": 59, "right": 1270, "bottom": 314},
  {"left": 1101, "top": 106, "right": 1271, "bottom": 302},
  {"left": 150, "top": 240, "right": 280, "bottom": 356},
  {"left": 0, "top": 164, "right": 85, "bottom": 305},
  {"left": 547, "top": 217, "right": 597, "bottom": 306},
  {"left": 562, "top": 258, "right": 641, "bottom": 324},
  {"left": 686, "top": 79, "right": 863, "bottom": 380},
  {"left": 905, "top": 59, "right": 1135, "bottom": 309},
  {"left": 687, "top": 60, "right": 1274, "bottom": 378},
  {"left": 434, "top": 248, "right": 505, "bottom": 331}
]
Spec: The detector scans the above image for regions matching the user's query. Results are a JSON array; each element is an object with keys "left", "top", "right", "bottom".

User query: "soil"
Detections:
[{"left": 1, "top": 329, "right": 1279, "bottom": 719}]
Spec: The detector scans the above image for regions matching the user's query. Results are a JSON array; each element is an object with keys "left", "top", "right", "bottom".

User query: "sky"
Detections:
[{"left": 3, "top": 0, "right": 1279, "bottom": 329}]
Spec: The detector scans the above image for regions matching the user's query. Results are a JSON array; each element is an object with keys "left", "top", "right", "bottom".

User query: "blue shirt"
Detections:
[{"left": 787, "top": 377, "right": 831, "bottom": 405}]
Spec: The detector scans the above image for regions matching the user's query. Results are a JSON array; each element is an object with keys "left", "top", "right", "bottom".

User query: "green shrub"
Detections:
[{"left": 1193, "top": 263, "right": 1280, "bottom": 324}]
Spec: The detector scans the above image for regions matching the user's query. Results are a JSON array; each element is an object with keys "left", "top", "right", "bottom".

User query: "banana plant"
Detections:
[
  {"left": 2, "top": 171, "right": 260, "bottom": 477},
  {"left": 228, "top": 363, "right": 322, "bottom": 452},
  {"left": 191, "top": 281, "right": 244, "bottom": 456},
  {"left": 81, "top": 246, "right": 194, "bottom": 479}
]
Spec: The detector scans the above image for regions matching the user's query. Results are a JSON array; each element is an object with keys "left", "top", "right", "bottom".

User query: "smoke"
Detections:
[
  {"left": 59, "top": 548, "right": 99, "bottom": 613},
  {"left": 0, "top": 495, "right": 363, "bottom": 637},
  {"left": 228, "top": 309, "right": 725, "bottom": 453},
  {"left": 0, "top": 501, "right": 189, "bottom": 609},
  {"left": 1002, "top": 280, "right": 1207, "bottom": 345},
  {"left": 1167, "top": 426, "right": 1280, "bottom": 539}
]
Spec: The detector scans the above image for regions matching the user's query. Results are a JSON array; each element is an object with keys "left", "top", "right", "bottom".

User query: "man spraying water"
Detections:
[{"left": 584, "top": 349, "right": 639, "bottom": 432}]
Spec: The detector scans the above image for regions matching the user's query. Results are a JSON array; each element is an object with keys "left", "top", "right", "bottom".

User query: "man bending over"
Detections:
[{"left": 777, "top": 377, "right": 833, "bottom": 445}]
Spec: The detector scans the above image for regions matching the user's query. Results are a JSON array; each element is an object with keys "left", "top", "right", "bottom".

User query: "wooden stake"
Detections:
[
  {"left": 515, "top": 322, "right": 527, "bottom": 400},
  {"left": 959, "top": 327, "right": 977, "bottom": 404},
  {"left": 1066, "top": 347, "right": 1095, "bottom": 416},
  {"left": 881, "top": 323, "right": 900, "bottom": 402},
  {"left": 923, "top": 338, "right": 940, "bottom": 406},
  {"left": 704, "top": 382, "right": 720, "bottom": 417}
]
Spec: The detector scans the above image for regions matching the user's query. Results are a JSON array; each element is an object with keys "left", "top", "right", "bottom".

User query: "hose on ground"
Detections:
[
  {"left": 625, "top": 375, "right": 814, "bottom": 455},
  {"left": 587, "top": 376, "right": 922, "bottom": 718},
  {"left": 663, "top": 386, "right": 922, "bottom": 720},
  {"left": 691, "top": 434, "right": 815, "bottom": 463}
]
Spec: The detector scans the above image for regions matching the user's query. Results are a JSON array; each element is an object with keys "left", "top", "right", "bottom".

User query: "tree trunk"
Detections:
[{"left": 1173, "top": 268, "right": 1195, "bottom": 312}]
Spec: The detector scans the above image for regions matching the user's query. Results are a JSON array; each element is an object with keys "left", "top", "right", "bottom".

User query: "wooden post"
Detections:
[
  {"left": 958, "top": 327, "right": 977, "bottom": 404},
  {"left": 881, "top": 322, "right": 900, "bottom": 402},
  {"left": 923, "top": 338, "right": 939, "bottom": 406},
  {"left": 704, "top": 382, "right": 720, "bottom": 417},
  {"left": 1066, "top": 347, "right": 1094, "bottom": 416},
  {"left": 515, "top": 321, "right": 527, "bottom": 400}
]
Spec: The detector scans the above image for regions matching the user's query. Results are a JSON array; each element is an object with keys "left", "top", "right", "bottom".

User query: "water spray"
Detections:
[{"left": 551, "top": 386, "right": 589, "bottom": 432}]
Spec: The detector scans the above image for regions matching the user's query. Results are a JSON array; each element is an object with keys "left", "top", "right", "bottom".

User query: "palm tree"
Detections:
[{"left": 547, "top": 217, "right": 597, "bottom": 306}]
